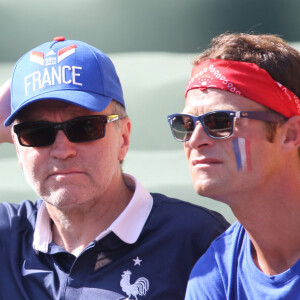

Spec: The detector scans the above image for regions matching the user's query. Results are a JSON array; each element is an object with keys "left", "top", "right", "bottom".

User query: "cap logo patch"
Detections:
[
  {"left": 25, "top": 44, "right": 81, "bottom": 96},
  {"left": 29, "top": 44, "right": 77, "bottom": 66}
]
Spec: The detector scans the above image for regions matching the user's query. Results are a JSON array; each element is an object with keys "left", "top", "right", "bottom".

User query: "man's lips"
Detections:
[
  {"left": 192, "top": 158, "right": 222, "bottom": 166},
  {"left": 47, "top": 170, "right": 84, "bottom": 179}
]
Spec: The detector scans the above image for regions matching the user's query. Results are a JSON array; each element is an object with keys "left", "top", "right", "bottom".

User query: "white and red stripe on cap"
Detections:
[
  {"left": 57, "top": 44, "right": 77, "bottom": 63},
  {"left": 30, "top": 51, "right": 45, "bottom": 66}
]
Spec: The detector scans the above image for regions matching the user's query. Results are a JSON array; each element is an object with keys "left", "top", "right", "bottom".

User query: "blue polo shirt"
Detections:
[{"left": 0, "top": 174, "right": 229, "bottom": 299}]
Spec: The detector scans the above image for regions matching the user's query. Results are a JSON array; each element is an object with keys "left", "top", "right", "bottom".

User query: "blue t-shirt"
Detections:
[
  {"left": 185, "top": 222, "right": 300, "bottom": 300},
  {"left": 0, "top": 193, "right": 228, "bottom": 299}
]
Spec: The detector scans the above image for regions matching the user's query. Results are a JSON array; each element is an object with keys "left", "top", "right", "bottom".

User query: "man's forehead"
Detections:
[
  {"left": 16, "top": 99, "right": 112, "bottom": 120},
  {"left": 184, "top": 88, "right": 268, "bottom": 113}
]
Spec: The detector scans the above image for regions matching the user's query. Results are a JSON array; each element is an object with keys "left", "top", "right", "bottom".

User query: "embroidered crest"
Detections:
[
  {"left": 120, "top": 270, "right": 149, "bottom": 300},
  {"left": 29, "top": 44, "right": 77, "bottom": 66}
]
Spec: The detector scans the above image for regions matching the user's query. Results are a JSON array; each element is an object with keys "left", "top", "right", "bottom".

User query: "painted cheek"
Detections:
[{"left": 232, "top": 137, "right": 252, "bottom": 172}]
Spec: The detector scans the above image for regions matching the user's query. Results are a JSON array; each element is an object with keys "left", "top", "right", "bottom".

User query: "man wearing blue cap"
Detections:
[{"left": 0, "top": 37, "right": 229, "bottom": 299}]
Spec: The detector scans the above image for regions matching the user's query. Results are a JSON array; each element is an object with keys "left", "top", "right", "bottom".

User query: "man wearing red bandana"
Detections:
[{"left": 167, "top": 33, "right": 300, "bottom": 299}]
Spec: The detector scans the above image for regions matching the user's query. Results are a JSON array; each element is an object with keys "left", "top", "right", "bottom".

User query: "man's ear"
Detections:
[
  {"left": 118, "top": 118, "right": 131, "bottom": 161},
  {"left": 280, "top": 116, "right": 300, "bottom": 152},
  {"left": 11, "top": 130, "right": 23, "bottom": 169}
]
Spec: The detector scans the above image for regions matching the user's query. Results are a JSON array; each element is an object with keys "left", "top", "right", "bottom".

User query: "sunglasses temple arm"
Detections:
[
  {"left": 236, "top": 111, "right": 285, "bottom": 122},
  {"left": 107, "top": 115, "right": 119, "bottom": 123}
]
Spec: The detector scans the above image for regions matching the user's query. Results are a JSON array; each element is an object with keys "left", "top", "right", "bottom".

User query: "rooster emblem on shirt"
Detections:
[{"left": 120, "top": 270, "right": 149, "bottom": 299}]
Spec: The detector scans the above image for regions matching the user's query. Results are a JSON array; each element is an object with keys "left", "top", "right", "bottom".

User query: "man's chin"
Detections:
[
  {"left": 193, "top": 180, "right": 223, "bottom": 199},
  {"left": 42, "top": 190, "right": 82, "bottom": 209}
]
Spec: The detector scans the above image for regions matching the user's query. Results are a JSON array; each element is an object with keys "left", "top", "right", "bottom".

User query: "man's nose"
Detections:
[
  {"left": 186, "top": 122, "right": 214, "bottom": 149},
  {"left": 49, "top": 129, "right": 77, "bottom": 159}
]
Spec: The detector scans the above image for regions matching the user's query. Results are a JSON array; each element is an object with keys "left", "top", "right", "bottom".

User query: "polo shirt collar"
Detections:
[{"left": 33, "top": 174, "right": 153, "bottom": 253}]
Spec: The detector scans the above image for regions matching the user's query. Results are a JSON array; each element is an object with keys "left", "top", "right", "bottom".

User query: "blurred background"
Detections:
[{"left": 1, "top": 0, "right": 300, "bottom": 224}]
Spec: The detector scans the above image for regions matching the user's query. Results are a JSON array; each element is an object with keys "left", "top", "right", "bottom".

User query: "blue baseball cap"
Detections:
[{"left": 4, "top": 36, "right": 125, "bottom": 126}]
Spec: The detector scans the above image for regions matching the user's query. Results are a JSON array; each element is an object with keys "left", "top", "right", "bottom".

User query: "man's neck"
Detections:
[
  {"left": 233, "top": 180, "right": 300, "bottom": 275},
  {"left": 250, "top": 234, "right": 300, "bottom": 276}
]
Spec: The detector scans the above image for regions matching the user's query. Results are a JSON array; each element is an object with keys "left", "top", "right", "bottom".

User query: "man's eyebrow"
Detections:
[{"left": 182, "top": 106, "right": 198, "bottom": 114}]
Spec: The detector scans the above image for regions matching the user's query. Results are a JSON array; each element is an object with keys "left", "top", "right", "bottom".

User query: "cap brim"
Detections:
[{"left": 4, "top": 90, "right": 113, "bottom": 126}]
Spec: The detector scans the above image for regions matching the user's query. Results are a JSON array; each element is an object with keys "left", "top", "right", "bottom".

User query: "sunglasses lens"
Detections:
[
  {"left": 66, "top": 116, "right": 106, "bottom": 142},
  {"left": 15, "top": 116, "right": 108, "bottom": 147},
  {"left": 203, "top": 112, "right": 232, "bottom": 138},
  {"left": 17, "top": 124, "right": 56, "bottom": 147},
  {"left": 171, "top": 115, "right": 195, "bottom": 141}
]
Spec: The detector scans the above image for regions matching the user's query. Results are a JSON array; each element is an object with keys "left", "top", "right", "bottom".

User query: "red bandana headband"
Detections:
[{"left": 185, "top": 59, "right": 300, "bottom": 117}]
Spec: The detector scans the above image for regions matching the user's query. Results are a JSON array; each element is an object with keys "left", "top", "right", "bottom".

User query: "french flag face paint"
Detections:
[{"left": 232, "top": 138, "right": 252, "bottom": 171}]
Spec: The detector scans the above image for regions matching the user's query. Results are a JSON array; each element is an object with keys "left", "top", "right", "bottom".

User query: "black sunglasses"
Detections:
[
  {"left": 13, "top": 114, "right": 120, "bottom": 147},
  {"left": 167, "top": 110, "right": 285, "bottom": 142}
]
